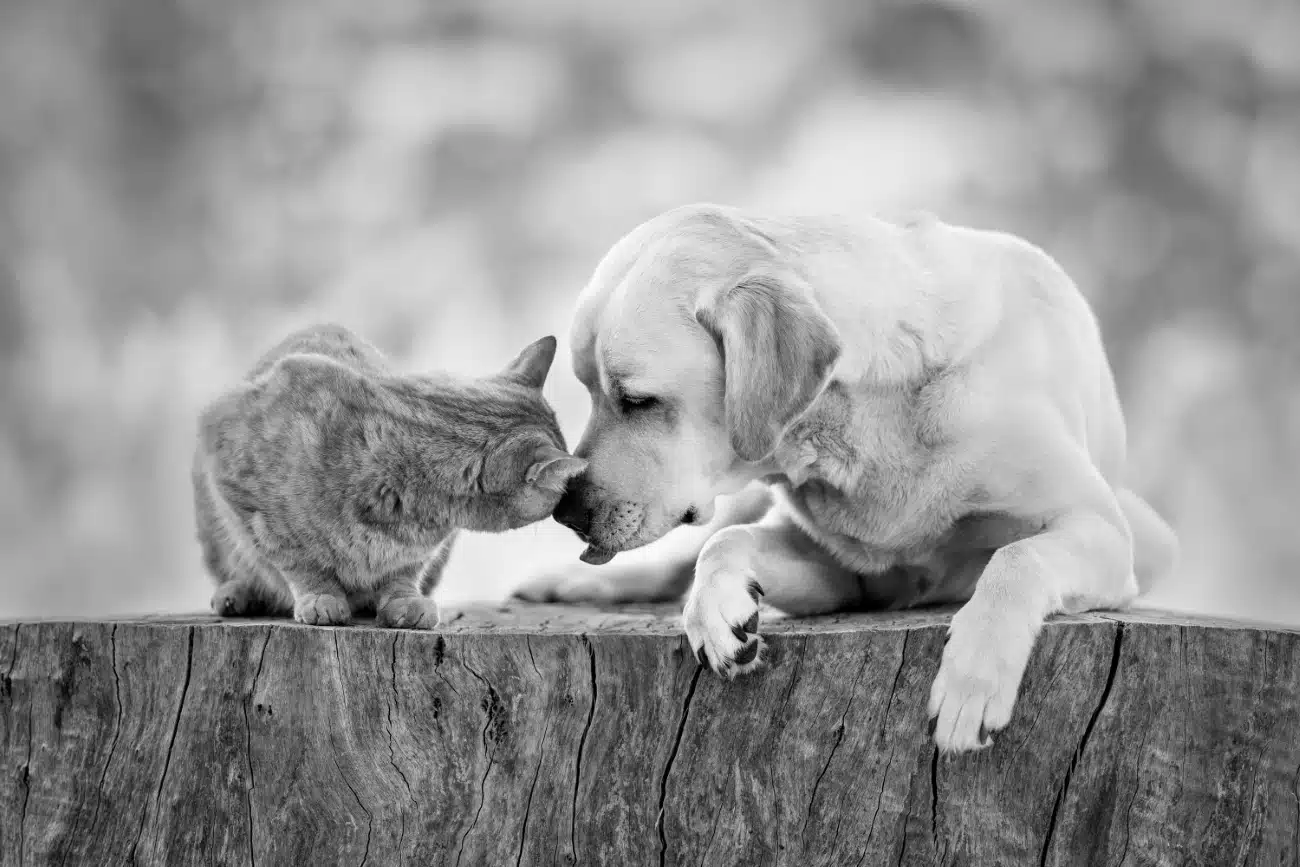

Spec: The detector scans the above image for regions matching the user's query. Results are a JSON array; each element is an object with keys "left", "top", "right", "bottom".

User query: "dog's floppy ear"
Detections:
[
  {"left": 502, "top": 335, "right": 558, "bottom": 390},
  {"left": 695, "top": 272, "right": 842, "bottom": 461}
]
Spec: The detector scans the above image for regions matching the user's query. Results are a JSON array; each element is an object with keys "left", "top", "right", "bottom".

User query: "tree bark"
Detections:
[{"left": 1, "top": 605, "right": 1297, "bottom": 866}]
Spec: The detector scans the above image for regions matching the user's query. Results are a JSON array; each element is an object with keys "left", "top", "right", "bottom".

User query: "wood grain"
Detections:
[{"left": 1, "top": 605, "right": 1297, "bottom": 866}]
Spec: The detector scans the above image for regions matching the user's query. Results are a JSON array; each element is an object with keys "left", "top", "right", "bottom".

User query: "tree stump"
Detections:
[{"left": 1, "top": 604, "right": 1297, "bottom": 865}]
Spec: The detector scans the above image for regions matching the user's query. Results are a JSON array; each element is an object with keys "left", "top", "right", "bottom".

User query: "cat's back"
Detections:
[
  {"left": 246, "top": 323, "right": 388, "bottom": 381},
  {"left": 195, "top": 324, "right": 381, "bottom": 495}
]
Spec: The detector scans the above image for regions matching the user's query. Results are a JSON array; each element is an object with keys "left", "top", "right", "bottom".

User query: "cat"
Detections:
[{"left": 192, "top": 324, "right": 585, "bottom": 629}]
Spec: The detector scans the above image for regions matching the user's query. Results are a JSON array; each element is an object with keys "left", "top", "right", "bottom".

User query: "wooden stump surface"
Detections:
[{"left": 1, "top": 604, "right": 1298, "bottom": 866}]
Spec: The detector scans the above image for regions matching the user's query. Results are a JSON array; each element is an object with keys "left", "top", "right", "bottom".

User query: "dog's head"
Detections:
[{"left": 555, "top": 206, "right": 842, "bottom": 563}]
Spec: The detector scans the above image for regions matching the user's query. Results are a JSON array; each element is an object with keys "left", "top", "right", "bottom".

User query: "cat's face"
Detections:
[
  {"left": 361, "top": 336, "right": 586, "bottom": 536},
  {"left": 455, "top": 337, "right": 587, "bottom": 531}
]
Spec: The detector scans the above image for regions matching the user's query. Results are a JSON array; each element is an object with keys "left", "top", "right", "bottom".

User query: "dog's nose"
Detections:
[{"left": 553, "top": 488, "right": 592, "bottom": 539}]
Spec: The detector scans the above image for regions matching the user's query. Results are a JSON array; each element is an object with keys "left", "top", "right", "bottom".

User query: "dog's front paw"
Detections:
[
  {"left": 377, "top": 596, "right": 440, "bottom": 630},
  {"left": 927, "top": 605, "right": 1035, "bottom": 754},
  {"left": 683, "top": 572, "right": 765, "bottom": 678},
  {"left": 293, "top": 593, "right": 352, "bottom": 626}
]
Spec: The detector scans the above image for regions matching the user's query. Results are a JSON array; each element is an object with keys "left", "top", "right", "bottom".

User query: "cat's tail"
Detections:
[
  {"left": 419, "top": 530, "right": 460, "bottom": 596},
  {"left": 1118, "top": 487, "right": 1179, "bottom": 595}
]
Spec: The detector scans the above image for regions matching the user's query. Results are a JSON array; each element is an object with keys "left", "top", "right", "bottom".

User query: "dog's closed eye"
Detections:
[{"left": 619, "top": 394, "right": 659, "bottom": 413}]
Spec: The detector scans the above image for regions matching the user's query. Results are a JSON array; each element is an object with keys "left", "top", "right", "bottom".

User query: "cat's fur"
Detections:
[{"left": 192, "top": 324, "right": 584, "bottom": 629}]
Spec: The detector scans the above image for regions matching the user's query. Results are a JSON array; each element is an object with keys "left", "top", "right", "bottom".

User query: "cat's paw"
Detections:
[
  {"left": 293, "top": 593, "right": 352, "bottom": 626},
  {"left": 211, "top": 582, "right": 260, "bottom": 618},
  {"left": 377, "top": 596, "right": 440, "bottom": 630}
]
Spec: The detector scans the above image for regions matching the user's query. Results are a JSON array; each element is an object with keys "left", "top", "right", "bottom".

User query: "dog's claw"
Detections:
[
  {"left": 730, "top": 623, "right": 748, "bottom": 643},
  {"left": 694, "top": 645, "right": 709, "bottom": 667},
  {"left": 927, "top": 716, "right": 938, "bottom": 737},
  {"left": 747, "top": 580, "right": 765, "bottom": 599}
]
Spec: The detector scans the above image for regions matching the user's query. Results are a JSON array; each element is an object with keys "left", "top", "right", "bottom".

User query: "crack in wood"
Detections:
[
  {"left": 570, "top": 635, "right": 597, "bottom": 864},
  {"left": 657, "top": 656, "right": 702, "bottom": 867},
  {"left": 331, "top": 633, "right": 372, "bottom": 867},
  {"left": 2, "top": 623, "right": 17, "bottom": 696},
  {"left": 243, "top": 628, "right": 271, "bottom": 867},
  {"left": 332, "top": 749, "right": 372, "bottom": 866},
  {"left": 21, "top": 694, "right": 30, "bottom": 866},
  {"left": 516, "top": 716, "right": 550, "bottom": 867},
  {"left": 1116, "top": 704, "right": 1153, "bottom": 866},
  {"left": 432, "top": 635, "right": 461, "bottom": 697},
  {"left": 130, "top": 625, "right": 194, "bottom": 865},
  {"left": 14, "top": 625, "right": 30, "bottom": 867},
  {"left": 455, "top": 653, "right": 500, "bottom": 867},
  {"left": 805, "top": 651, "right": 873, "bottom": 839},
  {"left": 863, "top": 630, "right": 911, "bottom": 861},
  {"left": 525, "top": 636, "right": 542, "bottom": 679},
  {"left": 895, "top": 824, "right": 908, "bottom": 867},
  {"left": 775, "top": 636, "right": 808, "bottom": 722},
  {"left": 1039, "top": 622, "right": 1125, "bottom": 866},
  {"left": 385, "top": 635, "right": 414, "bottom": 801},
  {"left": 384, "top": 633, "right": 413, "bottom": 867},
  {"left": 73, "top": 625, "right": 123, "bottom": 867}
]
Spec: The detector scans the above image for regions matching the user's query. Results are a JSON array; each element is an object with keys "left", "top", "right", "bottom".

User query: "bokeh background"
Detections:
[{"left": 1, "top": 0, "right": 1297, "bottom": 623}]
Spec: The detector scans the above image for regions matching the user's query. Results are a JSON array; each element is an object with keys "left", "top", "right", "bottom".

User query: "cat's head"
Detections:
[{"left": 359, "top": 335, "right": 587, "bottom": 535}]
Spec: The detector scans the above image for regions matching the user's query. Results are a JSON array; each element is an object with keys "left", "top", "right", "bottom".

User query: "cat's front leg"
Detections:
[
  {"left": 283, "top": 567, "right": 353, "bottom": 626},
  {"left": 376, "top": 566, "right": 440, "bottom": 630}
]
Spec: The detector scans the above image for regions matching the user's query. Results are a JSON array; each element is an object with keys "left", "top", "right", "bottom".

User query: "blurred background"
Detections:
[{"left": 1, "top": 0, "right": 1297, "bottom": 623}]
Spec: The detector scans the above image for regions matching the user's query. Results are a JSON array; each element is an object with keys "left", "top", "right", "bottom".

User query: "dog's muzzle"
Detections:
[{"left": 553, "top": 487, "right": 645, "bottom": 565}]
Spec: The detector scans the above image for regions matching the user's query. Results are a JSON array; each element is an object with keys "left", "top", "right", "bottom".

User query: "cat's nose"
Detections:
[{"left": 553, "top": 488, "right": 592, "bottom": 540}]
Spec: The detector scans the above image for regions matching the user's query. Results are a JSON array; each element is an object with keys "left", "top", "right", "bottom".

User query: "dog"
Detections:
[{"left": 517, "top": 203, "right": 1178, "bottom": 753}]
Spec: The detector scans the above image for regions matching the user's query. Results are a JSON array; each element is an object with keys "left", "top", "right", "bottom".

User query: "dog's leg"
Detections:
[
  {"left": 684, "top": 511, "right": 862, "bottom": 676},
  {"left": 513, "top": 553, "right": 697, "bottom": 605},
  {"left": 927, "top": 465, "right": 1136, "bottom": 753},
  {"left": 514, "top": 484, "right": 772, "bottom": 604}
]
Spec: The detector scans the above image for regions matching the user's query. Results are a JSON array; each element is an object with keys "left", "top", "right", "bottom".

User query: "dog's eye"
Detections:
[{"left": 620, "top": 394, "right": 659, "bottom": 413}]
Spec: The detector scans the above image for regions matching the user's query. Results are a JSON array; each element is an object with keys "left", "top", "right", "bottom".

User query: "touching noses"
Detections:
[{"left": 553, "top": 481, "right": 592, "bottom": 540}]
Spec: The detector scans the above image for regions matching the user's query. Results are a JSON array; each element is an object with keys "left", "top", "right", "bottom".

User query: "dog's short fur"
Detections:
[
  {"left": 194, "top": 325, "right": 584, "bottom": 629},
  {"left": 523, "top": 204, "right": 1178, "bottom": 753}
]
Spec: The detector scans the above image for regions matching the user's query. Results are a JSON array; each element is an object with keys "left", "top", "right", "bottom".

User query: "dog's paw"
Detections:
[
  {"left": 683, "top": 573, "right": 766, "bottom": 678},
  {"left": 293, "top": 593, "right": 352, "bottom": 626},
  {"left": 376, "top": 596, "right": 440, "bottom": 630},
  {"left": 211, "top": 582, "right": 260, "bottom": 618},
  {"left": 512, "top": 570, "right": 606, "bottom": 604},
  {"left": 926, "top": 605, "right": 1034, "bottom": 754},
  {"left": 511, "top": 572, "right": 562, "bottom": 603}
]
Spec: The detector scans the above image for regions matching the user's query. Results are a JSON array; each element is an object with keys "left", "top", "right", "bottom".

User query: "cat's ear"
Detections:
[
  {"left": 502, "top": 335, "right": 558, "bottom": 390},
  {"left": 525, "top": 444, "right": 587, "bottom": 493}
]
